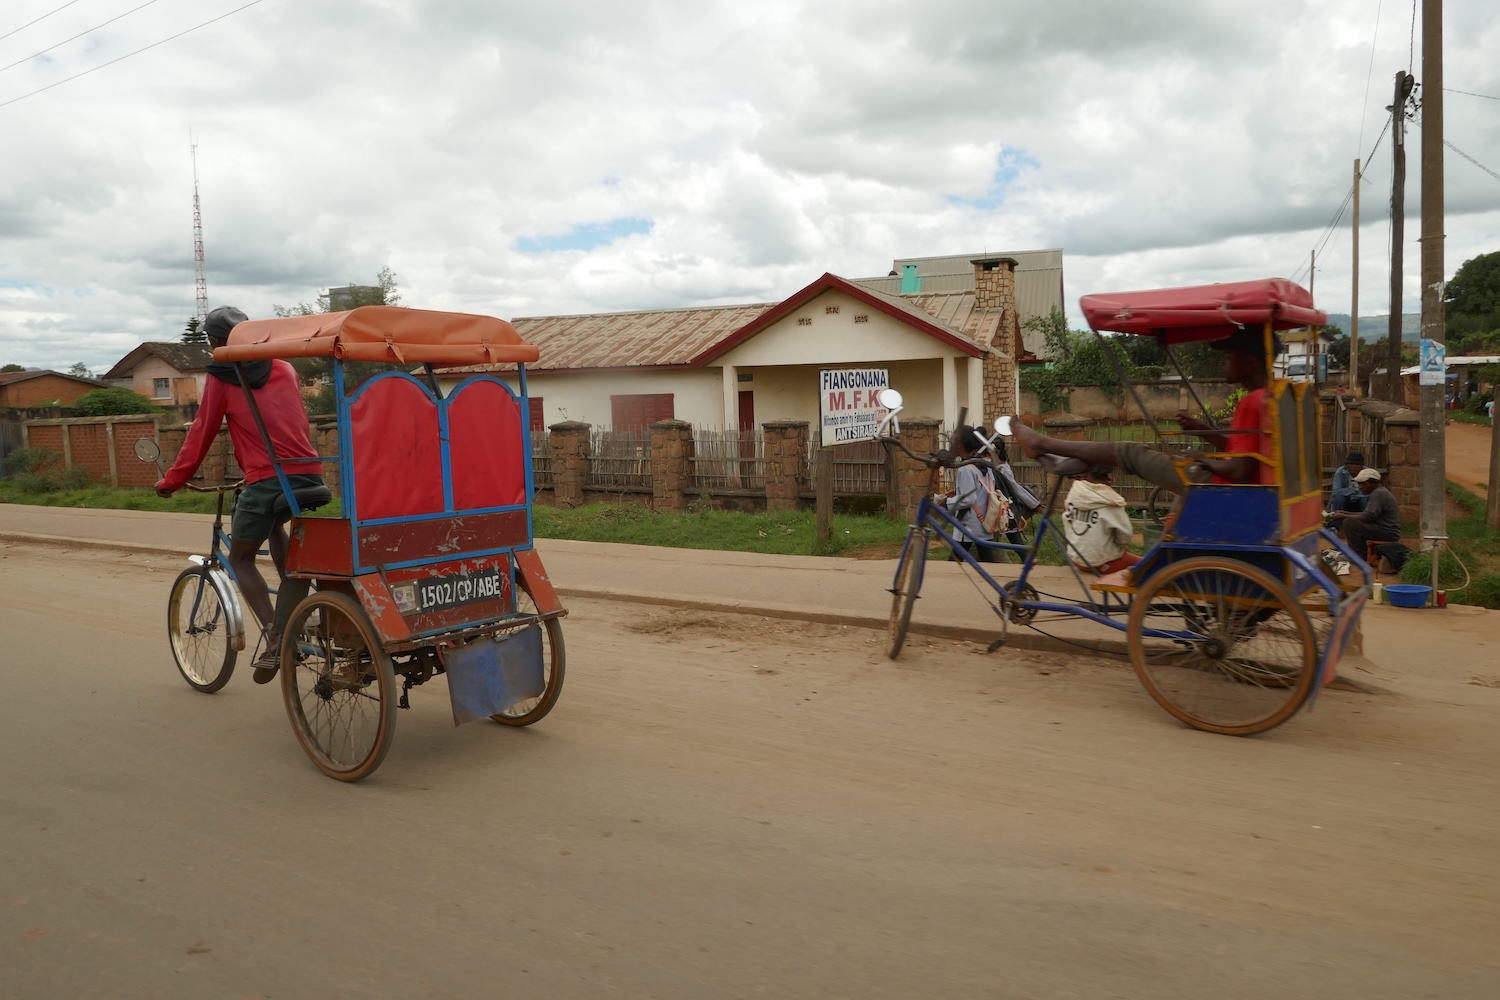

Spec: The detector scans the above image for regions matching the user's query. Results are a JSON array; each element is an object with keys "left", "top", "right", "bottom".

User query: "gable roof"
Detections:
[
  {"left": 441, "top": 302, "right": 780, "bottom": 374},
  {"left": 0, "top": 370, "right": 109, "bottom": 389},
  {"left": 689, "top": 273, "right": 986, "bottom": 366},
  {"left": 102, "top": 342, "right": 214, "bottom": 380}
]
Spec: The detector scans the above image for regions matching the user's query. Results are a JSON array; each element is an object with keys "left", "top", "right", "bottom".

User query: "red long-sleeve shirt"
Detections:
[{"left": 160, "top": 360, "right": 322, "bottom": 490}]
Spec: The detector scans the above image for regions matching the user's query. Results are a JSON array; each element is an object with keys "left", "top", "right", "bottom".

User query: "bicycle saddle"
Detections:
[
  {"left": 271, "top": 484, "right": 334, "bottom": 519},
  {"left": 1036, "top": 454, "right": 1091, "bottom": 477}
]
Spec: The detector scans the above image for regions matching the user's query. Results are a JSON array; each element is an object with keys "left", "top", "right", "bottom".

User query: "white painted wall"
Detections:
[
  {"left": 717, "top": 289, "right": 966, "bottom": 367},
  {"left": 451, "top": 369, "right": 725, "bottom": 428}
]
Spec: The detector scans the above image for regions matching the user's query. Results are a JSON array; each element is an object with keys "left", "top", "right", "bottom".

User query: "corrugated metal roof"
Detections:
[
  {"left": 101, "top": 342, "right": 213, "bottom": 380},
  {"left": 441, "top": 302, "right": 778, "bottom": 373}
]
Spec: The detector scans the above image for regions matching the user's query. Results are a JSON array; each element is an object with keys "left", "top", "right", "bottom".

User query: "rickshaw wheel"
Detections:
[
  {"left": 167, "top": 565, "right": 236, "bottom": 693},
  {"left": 1127, "top": 557, "right": 1316, "bottom": 736},
  {"left": 490, "top": 583, "right": 565, "bottom": 727},
  {"left": 280, "top": 590, "right": 398, "bottom": 782},
  {"left": 886, "top": 531, "right": 927, "bottom": 659}
]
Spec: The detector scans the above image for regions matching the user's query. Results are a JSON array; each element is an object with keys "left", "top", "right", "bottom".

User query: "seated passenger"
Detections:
[
  {"left": 1008, "top": 327, "right": 1274, "bottom": 492},
  {"left": 1063, "top": 467, "right": 1140, "bottom": 575}
]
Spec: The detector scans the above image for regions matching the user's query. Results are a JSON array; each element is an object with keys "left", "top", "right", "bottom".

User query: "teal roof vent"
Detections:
[{"left": 900, "top": 264, "right": 920, "bottom": 294}]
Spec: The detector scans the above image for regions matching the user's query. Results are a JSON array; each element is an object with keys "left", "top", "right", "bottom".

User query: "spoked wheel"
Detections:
[
  {"left": 1127, "top": 557, "right": 1317, "bottom": 736},
  {"left": 886, "top": 530, "right": 928, "bottom": 659},
  {"left": 167, "top": 565, "right": 236, "bottom": 693},
  {"left": 490, "top": 584, "right": 566, "bottom": 727},
  {"left": 280, "top": 590, "right": 398, "bottom": 782}
]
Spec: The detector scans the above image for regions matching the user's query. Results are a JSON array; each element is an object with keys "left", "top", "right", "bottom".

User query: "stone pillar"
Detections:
[
  {"left": 762, "top": 420, "right": 810, "bottom": 511},
  {"left": 1043, "top": 414, "right": 1094, "bottom": 442},
  {"left": 889, "top": 416, "right": 942, "bottom": 521},
  {"left": 1382, "top": 412, "right": 1421, "bottom": 524},
  {"left": 548, "top": 420, "right": 592, "bottom": 508},
  {"left": 649, "top": 419, "right": 694, "bottom": 512}
]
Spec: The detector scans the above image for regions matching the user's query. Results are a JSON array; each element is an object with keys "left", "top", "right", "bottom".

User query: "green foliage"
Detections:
[
  {"left": 0, "top": 480, "right": 343, "bottom": 516},
  {"left": 182, "top": 317, "right": 207, "bottom": 345},
  {"left": 1389, "top": 483, "right": 1500, "bottom": 609},
  {"left": 0, "top": 363, "right": 26, "bottom": 373},
  {"left": 67, "top": 362, "right": 92, "bottom": 378},
  {"left": 4, "top": 447, "right": 93, "bottom": 493},
  {"left": 70, "top": 387, "right": 160, "bottom": 416},
  {"left": 5, "top": 446, "right": 62, "bottom": 476},
  {"left": 1019, "top": 308, "right": 1158, "bottom": 414},
  {"left": 1445, "top": 251, "right": 1500, "bottom": 318}
]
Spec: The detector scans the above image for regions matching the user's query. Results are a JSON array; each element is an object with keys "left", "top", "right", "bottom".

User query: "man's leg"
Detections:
[
  {"left": 1010, "top": 420, "right": 1187, "bottom": 494},
  {"left": 267, "top": 521, "right": 290, "bottom": 579},
  {"left": 228, "top": 540, "right": 274, "bottom": 633}
]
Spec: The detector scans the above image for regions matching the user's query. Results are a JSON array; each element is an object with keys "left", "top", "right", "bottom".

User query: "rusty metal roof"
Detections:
[
  {"left": 102, "top": 342, "right": 214, "bottom": 380},
  {"left": 440, "top": 301, "right": 779, "bottom": 373}
]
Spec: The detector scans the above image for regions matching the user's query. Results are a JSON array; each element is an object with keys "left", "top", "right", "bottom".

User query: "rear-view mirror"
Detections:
[
  {"left": 133, "top": 438, "right": 161, "bottom": 463},
  {"left": 993, "top": 416, "right": 1013, "bottom": 437},
  {"left": 876, "top": 387, "right": 903, "bottom": 410}
]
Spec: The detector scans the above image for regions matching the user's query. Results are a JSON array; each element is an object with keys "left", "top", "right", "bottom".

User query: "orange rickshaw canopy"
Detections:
[{"left": 214, "top": 306, "right": 539, "bottom": 365}]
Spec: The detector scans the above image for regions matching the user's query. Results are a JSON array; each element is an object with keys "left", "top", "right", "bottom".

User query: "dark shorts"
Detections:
[
  {"left": 231, "top": 474, "right": 325, "bottom": 548},
  {"left": 1115, "top": 442, "right": 1188, "bottom": 494}
]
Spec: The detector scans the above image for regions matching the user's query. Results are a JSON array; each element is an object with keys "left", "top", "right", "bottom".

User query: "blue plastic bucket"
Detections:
[{"left": 1384, "top": 584, "right": 1431, "bottom": 608}]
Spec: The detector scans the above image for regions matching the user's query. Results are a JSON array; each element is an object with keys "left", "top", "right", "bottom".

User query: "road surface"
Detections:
[{"left": 2, "top": 542, "right": 1496, "bottom": 999}]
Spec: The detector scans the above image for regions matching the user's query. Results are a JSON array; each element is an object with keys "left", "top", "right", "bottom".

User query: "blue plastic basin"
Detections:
[{"left": 1385, "top": 584, "right": 1431, "bottom": 608}]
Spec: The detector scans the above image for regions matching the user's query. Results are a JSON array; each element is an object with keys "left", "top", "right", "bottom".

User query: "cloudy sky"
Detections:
[{"left": 1, "top": 0, "right": 1497, "bottom": 371}]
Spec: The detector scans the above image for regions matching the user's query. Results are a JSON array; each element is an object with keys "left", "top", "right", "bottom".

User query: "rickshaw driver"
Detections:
[
  {"left": 1007, "top": 327, "right": 1274, "bottom": 492},
  {"left": 155, "top": 306, "right": 326, "bottom": 681}
]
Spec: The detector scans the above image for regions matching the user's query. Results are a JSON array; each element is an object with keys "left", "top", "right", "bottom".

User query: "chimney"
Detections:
[
  {"left": 900, "top": 264, "right": 920, "bottom": 294},
  {"left": 971, "top": 256, "right": 1018, "bottom": 310}
]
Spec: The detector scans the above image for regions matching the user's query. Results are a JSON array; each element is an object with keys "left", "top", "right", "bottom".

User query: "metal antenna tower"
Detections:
[{"left": 191, "top": 135, "right": 208, "bottom": 323}]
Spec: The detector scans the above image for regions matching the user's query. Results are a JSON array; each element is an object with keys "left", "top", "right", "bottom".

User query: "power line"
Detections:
[
  {"left": 1, "top": 0, "right": 165, "bottom": 76},
  {"left": 1356, "top": 0, "right": 1383, "bottom": 155},
  {"left": 1445, "top": 87, "right": 1500, "bottom": 102},
  {"left": 0, "top": 0, "right": 85, "bottom": 44},
  {"left": 1444, "top": 138, "right": 1500, "bottom": 185},
  {"left": 0, "top": 0, "right": 267, "bottom": 111},
  {"left": 1290, "top": 119, "right": 1392, "bottom": 284}
]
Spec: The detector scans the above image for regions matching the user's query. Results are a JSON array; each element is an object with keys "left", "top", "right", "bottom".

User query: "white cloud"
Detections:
[{"left": 0, "top": 0, "right": 1497, "bottom": 370}]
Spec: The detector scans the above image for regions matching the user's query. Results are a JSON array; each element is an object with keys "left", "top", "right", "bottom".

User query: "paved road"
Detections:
[{"left": 2, "top": 541, "right": 1497, "bottom": 999}]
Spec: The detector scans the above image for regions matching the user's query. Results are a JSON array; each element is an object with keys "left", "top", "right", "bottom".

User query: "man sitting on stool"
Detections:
[{"left": 1330, "top": 468, "right": 1401, "bottom": 555}]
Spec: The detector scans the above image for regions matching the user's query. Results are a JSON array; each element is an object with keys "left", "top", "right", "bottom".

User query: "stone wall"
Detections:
[
  {"left": 762, "top": 420, "right": 810, "bottom": 511},
  {"left": 1020, "top": 379, "right": 1237, "bottom": 422}
]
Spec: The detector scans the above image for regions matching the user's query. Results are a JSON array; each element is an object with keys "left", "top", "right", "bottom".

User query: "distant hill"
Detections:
[{"left": 1322, "top": 313, "right": 1422, "bottom": 342}]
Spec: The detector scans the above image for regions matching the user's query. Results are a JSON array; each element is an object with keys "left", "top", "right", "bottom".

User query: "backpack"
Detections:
[{"left": 978, "top": 471, "right": 1012, "bottom": 535}]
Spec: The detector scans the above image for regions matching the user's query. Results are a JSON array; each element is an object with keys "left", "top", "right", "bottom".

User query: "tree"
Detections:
[
  {"left": 1445, "top": 251, "right": 1500, "bottom": 355},
  {"left": 182, "top": 317, "right": 207, "bottom": 345},
  {"left": 1, "top": 363, "right": 26, "bottom": 373},
  {"left": 271, "top": 267, "right": 405, "bottom": 413},
  {"left": 67, "top": 362, "right": 92, "bottom": 378},
  {"left": 71, "top": 388, "right": 159, "bottom": 416}
]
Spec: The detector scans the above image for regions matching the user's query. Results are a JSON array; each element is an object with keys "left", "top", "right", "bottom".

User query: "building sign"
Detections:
[
  {"left": 818, "top": 368, "right": 890, "bottom": 446},
  {"left": 1419, "top": 339, "right": 1445, "bottom": 386}
]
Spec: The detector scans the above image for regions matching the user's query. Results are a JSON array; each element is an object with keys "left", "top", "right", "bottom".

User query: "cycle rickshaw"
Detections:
[
  {"left": 158, "top": 306, "right": 565, "bottom": 781},
  {"left": 879, "top": 278, "right": 1370, "bottom": 736}
]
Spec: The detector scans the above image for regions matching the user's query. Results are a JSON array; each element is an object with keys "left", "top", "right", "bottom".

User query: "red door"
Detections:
[{"left": 737, "top": 390, "right": 755, "bottom": 487}]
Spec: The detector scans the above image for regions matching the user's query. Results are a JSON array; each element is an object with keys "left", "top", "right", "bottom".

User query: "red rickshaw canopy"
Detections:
[
  {"left": 214, "top": 306, "right": 539, "bottom": 365},
  {"left": 1080, "top": 278, "right": 1326, "bottom": 344}
]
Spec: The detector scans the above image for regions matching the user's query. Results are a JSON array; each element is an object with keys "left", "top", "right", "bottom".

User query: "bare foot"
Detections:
[{"left": 1010, "top": 418, "right": 1043, "bottom": 459}]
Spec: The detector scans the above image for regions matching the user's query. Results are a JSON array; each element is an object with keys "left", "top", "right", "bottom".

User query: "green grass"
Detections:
[
  {"left": 0, "top": 481, "right": 343, "bottom": 518},
  {"left": 532, "top": 502, "right": 910, "bottom": 557},
  {"left": 1396, "top": 483, "right": 1500, "bottom": 609},
  {"left": 1446, "top": 410, "right": 1493, "bottom": 427}
]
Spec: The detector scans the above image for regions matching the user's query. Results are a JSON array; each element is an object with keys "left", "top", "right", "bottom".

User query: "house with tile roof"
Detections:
[
  {"left": 440, "top": 254, "right": 1038, "bottom": 435},
  {"left": 102, "top": 343, "right": 215, "bottom": 407},
  {"left": 0, "top": 370, "right": 111, "bottom": 409}
]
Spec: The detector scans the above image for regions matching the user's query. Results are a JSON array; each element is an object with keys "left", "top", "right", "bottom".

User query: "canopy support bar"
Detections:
[{"left": 1163, "top": 344, "right": 1218, "bottom": 429}]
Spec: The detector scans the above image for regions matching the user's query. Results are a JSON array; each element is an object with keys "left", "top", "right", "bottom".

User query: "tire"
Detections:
[
  {"left": 280, "top": 590, "right": 398, "bottom": 782},
  {"left": 886, "top": 531, "right": 926, "bottom": 659},
  {"left": 490, "top": 583, "right": 566, "bottom": 727},
  {"left": 1145, "top": 486, "right": 1172, "bottom": 527},
  {"left": 167, "top": 565, "right": 236, "bottom": 693},
  {"left": 1127, "top": 557, "right": 1316, "bottom": 736}
]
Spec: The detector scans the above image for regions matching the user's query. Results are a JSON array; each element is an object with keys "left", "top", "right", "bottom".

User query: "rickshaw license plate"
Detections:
[{"left": 392, "top": 567, "right": 506, "bottom": 615}]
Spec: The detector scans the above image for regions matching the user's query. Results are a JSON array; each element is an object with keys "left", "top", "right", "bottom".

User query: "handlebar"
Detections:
[
  {"left": 875, "top": 435, "right": 1000, "bottom": 474},
  {"left": 179, "top": 480, "right": 245, "bottom": 494}
]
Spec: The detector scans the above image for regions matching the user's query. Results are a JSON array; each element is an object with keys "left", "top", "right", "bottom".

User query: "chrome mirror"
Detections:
[
  {"left": 993, "top": 415, "right": 1014, "bottom": 437},
  {"left": 876, "top": 387, "right": 903, "bottom": 410},
  {"left": 133, "top": 438, "right": 161, "bottom": 463}
]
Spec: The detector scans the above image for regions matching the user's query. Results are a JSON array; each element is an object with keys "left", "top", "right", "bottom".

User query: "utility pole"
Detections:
[
  {"left": 191, "top": 134, "right": 208, "bottom": 324},
  {"left": 1351, "top": 158, "right": 1361, "bottom": 394},
  {"left": 1418, "top": 0, "right": 1446, "bottom": 553},
  {"left": 1386, "top": 71, "right": 1415, "bottom": 403}
]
